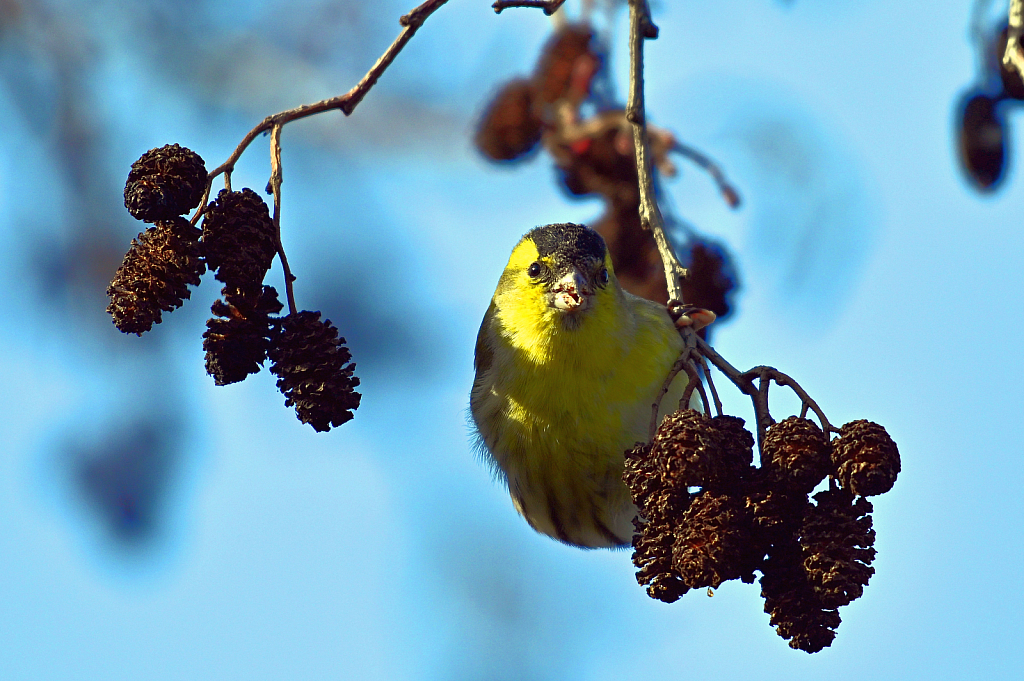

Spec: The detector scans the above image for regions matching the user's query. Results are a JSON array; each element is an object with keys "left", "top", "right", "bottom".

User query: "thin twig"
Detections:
[
  {"left": 698, "top": 355, "right": 723, "bottom": 417},
  {"left": 649, "top": 351, "right": 688, "bottom": 440},
  {"left": 267, "top": 124, "right": 298, "bottom": 316},
  {"left": 742, "top": 365, "right": 834, "bottom": 441},
  {"left": 672, "top": 140, "right": 741, "bottom": 208},
  {"left": 625, "top": 0, "right": 688, "bottom": 305},
  {"left": 694, "top": 337, "right": 770, "bottom": 452},
  {"left": 190, "top": 0, "right": 449, "bottom": 223},
  {"left": 492, "top": 0, "right": 566, "bottom": 14},
  {"left": 679, "top": 359, "right": 710, "bottom": 415},
  {"left": 799, "top": 401, "right": 809, "bottom": 419}
]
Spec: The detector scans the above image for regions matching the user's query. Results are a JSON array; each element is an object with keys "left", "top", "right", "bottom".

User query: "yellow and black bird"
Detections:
[{"left": 471, "top": 223, "right": 702, "bottom": 548}]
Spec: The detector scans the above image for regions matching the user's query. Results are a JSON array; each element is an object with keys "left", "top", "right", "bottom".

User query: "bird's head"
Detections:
[{"left": 495, "top": 223, "right": 617, "bottom": 332}]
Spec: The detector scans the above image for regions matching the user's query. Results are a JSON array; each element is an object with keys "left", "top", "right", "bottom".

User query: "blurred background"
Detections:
[{"left": 1, "top": 0, "right": 1022, "bottom": 678}]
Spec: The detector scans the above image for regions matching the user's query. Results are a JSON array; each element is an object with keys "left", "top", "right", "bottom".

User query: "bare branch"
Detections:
[
  {"left": 267, "top": 124, "right": 298, "bottom": 316},
  {"left": 679, "top": 358, "right": 710, "bottom": 415},
  {"left": 192, "top": 0, "right": 449, "bottom": 208},
  {"left": 672, "top": 140, "right": 741, "bottom": 208},
  {"left": 625, "top": 0, "right": 688, "bottom": 305},
  {"left": 492, "top": 0, "right": 566, "bottom": 15},
  {"left": 698, "top": 354, "right": 723, "bottom": 417},
  {"left": 650, "top": 351, "right": 689, "bottom": 440}
]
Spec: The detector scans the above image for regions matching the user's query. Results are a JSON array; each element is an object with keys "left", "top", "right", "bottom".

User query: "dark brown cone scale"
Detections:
[
  {"left": 107, "top": 216, "right": 205, "bottom": 335},
  {"left": 831, "top": 420, "right": 900, "bottom": 496},
  {"left": 201, "top": 188, "right": 278, "bottom": 289},
  {"left": 800, "top": 488, "right": 876, "bottom": 609},
  {"left": 124, "top": 144, "right": 208, "bottom": 222},
  {"left": 762, "top": 417, "right": 833, "bottom": 494},
  {"left": 203, "top": 286, "right": 283, "bottom": 386},
  {"left": 268, "top": 311, "right": 361, "bottom": 432}
]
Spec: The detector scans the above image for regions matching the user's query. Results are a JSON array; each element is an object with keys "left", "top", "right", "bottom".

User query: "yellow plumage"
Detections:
[{"left": 471, "top": 223, "right": 690, "bottom": 548}]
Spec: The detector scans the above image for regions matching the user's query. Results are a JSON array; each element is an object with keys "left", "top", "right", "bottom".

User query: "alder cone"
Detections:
[
  {"left": 474, "top": 79, "right": 542, "bottom": 162},
  {"left": 760, "top": 538, "right": 841, "bottom": 654},
  {"left": 958, "top": 93, "right": 1005, "bottom": 190},
  {"left": 269, "top": 311, "right": 361, "bottom": 432},
  {"left": 106, "top": 216, "right": 205, "bottom": 335},
  {"left": 762, "top": 417, "right": 833, "bottom": 494},
  {"left": 203, "top": 286, "right": 283, "bottom": 386},
  {"left": 831, "top": 420, "right": 900, "bottom": 496},
  {"left": 800, "top": 489, "right": 876, "bottom": 609},
  {"left": 631, "top": 514, "right": 690, "bottom": 603},
  {"left": 532, "top": 23, "right": 595, "bottom": 105},
  {"left": 124, "top": 144, "right": 207, "bottom": 222},
  {"left": 201, "top": 188, "right": 278, "bottom": 289},
  {"left": 650, "top": 409, "right": 724, "bottom": 491},
  {"left": 672, "top": 492, "right": 758, "bottom": 588}
]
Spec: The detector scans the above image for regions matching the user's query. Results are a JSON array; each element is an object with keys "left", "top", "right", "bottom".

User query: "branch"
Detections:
[
  {"left": 267, "top": 124, "right": 297, "bottom": 315},
  {"left": 492, "top": 0, "right": 566, "bottom": 14},
  {"left": 625, "top": 0, "right": 688, "bottom": 306},
  {"left": 185, "top": 0, "right": 448, "bottom": 314},
  {"left": 672, "top": 140, "right": 741, "bottom": 208},
  {"left": 191, "top": 0, "right": 449, "bottom": 222}
]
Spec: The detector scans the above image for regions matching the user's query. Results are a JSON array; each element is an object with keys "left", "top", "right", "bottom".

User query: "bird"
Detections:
[{"left": 470, "top": 222, "right": 706, "bottom": 548}]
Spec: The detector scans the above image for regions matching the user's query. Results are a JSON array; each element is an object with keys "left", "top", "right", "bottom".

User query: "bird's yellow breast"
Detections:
[{"left": 471, "top": 238, "right": 687, "bottom": 547}]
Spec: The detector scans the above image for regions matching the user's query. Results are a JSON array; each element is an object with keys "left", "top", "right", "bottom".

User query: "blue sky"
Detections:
[{"left": 2, "top": 0, "right": 1022, "bottom": 678}]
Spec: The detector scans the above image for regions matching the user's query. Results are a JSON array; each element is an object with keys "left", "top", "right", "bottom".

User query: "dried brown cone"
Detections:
[
  {"left": 201, "top": 188, "right": 278, "bottom": 289},
  {"left": 625, "top": 442, "right": 693, "bottom": 602},
  {"left": 106, "top": 216, "right": 205, "bottom": 335},
  {"left": 760, "top": 538, "right": 841, "bottom": 654},
  {"left": 632, "top": 514, "right": 690, "bottom": 603},
  {"left": 203, "top": 286, "right": 284, "bottom": 386},
  {"left": 832, "top": 420, "right": 900, "bottom": 497},
  {"left": 475, "top": 79, "right": 543, "bottom": 162},
  {"left": 744, "top": 467, "right": 809, "bottom": 546},
  {"left": 124, "top": 144, "right": 208, "bottom": 222},
  {"left": 709, "top": 414, "right": 755, "bottom": 483},
  {"left": 672, "top": 492, "right": 759, "bottom": 588},
  {"left": 801, "top": 488, "right": 876, "bottom": 609},
  {"left": 268, "top": 311, "right": 361, "bottom": 432},
  {"left": 624, "top": 441, "right": 694, "bottom": 517},
  {"left": 762, "top": 417, "right": 833, "bottom": 495},
  {"left": 532, "top": 23, "right": 596, "bottom": 106},
  {"left": 650, "top": 409, "right": 750, "bottom": 493},
  {"left": 556, "top": 124, "right": 638, "bottom": 202}
]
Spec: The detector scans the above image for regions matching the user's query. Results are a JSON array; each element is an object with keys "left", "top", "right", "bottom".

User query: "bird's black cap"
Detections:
[{"left": 526, "top": 223, "right": 606, "bottom": 265}]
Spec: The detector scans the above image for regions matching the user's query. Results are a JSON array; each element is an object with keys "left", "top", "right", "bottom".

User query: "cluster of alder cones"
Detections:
[
  {"left": 107, "top": 144, "right": 360, "bottom": 432},
  {"left": 473, "top": 22, "right": 738, "bottom": 320},
  {"left": 624, "top": 411, "right": 900, "bottom": 653},
  {"left": 959, "top": 24, "right": 1024, "bottom": 190}
]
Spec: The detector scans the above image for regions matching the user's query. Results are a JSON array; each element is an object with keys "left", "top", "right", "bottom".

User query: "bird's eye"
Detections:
[
  {"left": 527, "top": 262, "right": 542, "bottom": 278},
  {"left": 598, "top": 267, "right": 609, "bottom": 285}
]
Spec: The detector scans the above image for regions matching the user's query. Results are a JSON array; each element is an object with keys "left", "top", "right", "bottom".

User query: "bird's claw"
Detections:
[{"left": 669, "top": 304, "right": 716, "bottom": 332}]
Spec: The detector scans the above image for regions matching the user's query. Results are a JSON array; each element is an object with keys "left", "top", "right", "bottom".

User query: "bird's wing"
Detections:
[
  {"left": 470, "top": 301, "right": 498, "bottom": 424},
  {"left": 473, "top": 301, "right": 496, "bottom": 377}
]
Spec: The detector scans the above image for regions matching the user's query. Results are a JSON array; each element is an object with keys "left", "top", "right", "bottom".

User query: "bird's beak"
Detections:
[{"left": 551, "top": 268, "right": 593, "bottom": 313}]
